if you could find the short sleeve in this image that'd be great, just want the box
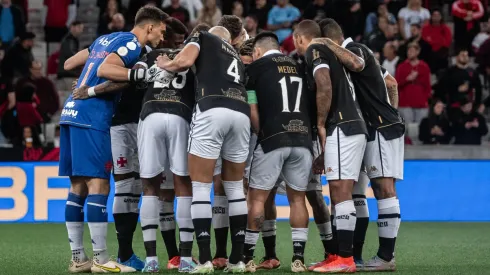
[88,40,96,53]
[398,8,407,19]
[247,90,257,104]
[380,66,389,78]
[345,44,365,60]
[305,45,331,77]
[113,36,142,67]
[185,31,203,52]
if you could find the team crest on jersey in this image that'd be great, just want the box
[154,90,181,102]
[282,119,308,133]
[117,156,128,168]
[221,88,246,102]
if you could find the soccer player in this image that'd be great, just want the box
[157,26,250,273]
[316,19,403,271]
[60,6,168,273]
[294,20,368,273]
[243,31,312,273]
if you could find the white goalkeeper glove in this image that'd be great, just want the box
[129,64,176,84]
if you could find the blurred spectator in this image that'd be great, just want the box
[57,21,84,89]
[97,0,123,18]
[472,17,490,54]
[0,0,26,47]
[97,0,120,36]
[387,0,407,16]
[249,0,272,30]
[163,0,191,26]
[163,0,203,24]
[418,100,451,144]
[281,19,300,55]
[267,0,300,43]
[0,76,16,143]
[451,100,488,145]
[365,3,396,36]
[42,0,76,43]
[15,83,43,134]
[303,0,330,21]
[231,1,245,22]
[398,0,430,40]
[126,0,163,26]
[398,23,431,63]
[476,36,490,77]
[396,43,432,123]
[245,15,261,37]
[452,0,485,55]
[17,61,59,123]
[366,16,396,54]
[421,9,451,73]
[197,0,222,27]
[1,31,34,80]
[382,41,400,76]
[435,48,482,116]
[335,0,363,41]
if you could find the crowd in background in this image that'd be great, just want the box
[0,0,489,153]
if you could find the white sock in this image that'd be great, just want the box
[66,222,88,262]
[316,221,333,241]
[88,222,109,264]
[140,195,159,262]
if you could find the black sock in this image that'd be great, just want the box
[180,240,193,258]
[229,214,247,264]
[244,229,259,262]
[378,237,395,262]
[161,229,179,259]
[262,235,277,259]
[291,228,308,262]
[213,227,228,259]
[353,217,369,260]
[114,212,138,262]
[191,182,213,264]
[330,214,339,255]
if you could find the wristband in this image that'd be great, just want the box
[129,68,146,82]
[87,87,96,97]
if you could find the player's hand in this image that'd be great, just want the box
[317,125,327,153]
[312,152,325,175]
[71,78,78,91]
[72,85,90,100]
[156,54,172,69]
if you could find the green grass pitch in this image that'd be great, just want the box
[0,222,489,274]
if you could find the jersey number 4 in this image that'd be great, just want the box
[279,76,303,113]
[227,59,241,83]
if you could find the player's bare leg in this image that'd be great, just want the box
[221,159,248,272]
[66,177,91,273]
[140,174,162,272]
[112,172,143,270]
[175,173,197,272]
[363,177,398,272]
[188,153,217,273]
[243,187,270,273]
[158,174,179,270]
[212,173,229,269]
[257,188,281,270]
[352,171,370,268]
[286,185,309,273]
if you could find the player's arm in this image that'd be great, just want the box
[97,53,134,81]
[157,43,199,72]
[384,70,399,108]
[310,38,365,72]
[248,90,260,133]
[64,49,89,71]
[314,68,333,134]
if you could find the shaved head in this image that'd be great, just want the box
[209,26,231,43]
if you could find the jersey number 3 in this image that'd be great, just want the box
[279,76,303,113]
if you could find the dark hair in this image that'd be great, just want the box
[189,23,211,37]
[318,18,343,40]
[17,83,36,102]
[246,14,258,24]
[70,20,83,27]
[239,38,254,57]
[455,47,468,55]
[165,18,188,40]
[294,20,321,39]
[135,5,169,26]
[218,15,243,40]
[410,23,421,29]
[20,32,35,41]
[253,31,278,46]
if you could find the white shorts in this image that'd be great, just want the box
[249,144,312,192]
[324,127,367,181]
[111,123,139,175]
[244,133,258,179]
[364,131,404,181]
[188,105,251,163]
[138,113,190,178]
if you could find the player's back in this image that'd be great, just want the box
[60,32,142,132]
[344,39,404,139]
[247,52,312,153]
[140,48,196,122]
[305,44,367,137]
[189,31,249,117]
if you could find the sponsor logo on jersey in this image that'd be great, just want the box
[154,90,181,102]
[98,36,117,46]
[282,120,308,133]
[61,101,78,118]
[221,88,246,102]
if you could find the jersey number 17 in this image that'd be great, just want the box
[279,76,303,113]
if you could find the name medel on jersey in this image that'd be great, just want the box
[247,52,312,153]
[305,44,367,137]
[186,31,249,117]
[139,48,196,122]
[343,39,405,141]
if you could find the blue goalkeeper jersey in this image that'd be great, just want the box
[60,32,142,132]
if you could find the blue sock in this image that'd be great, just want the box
[65,193,88,262]
[87,194,110,264]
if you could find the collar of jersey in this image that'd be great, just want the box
[341,37,353,48]
[263,49,282,57]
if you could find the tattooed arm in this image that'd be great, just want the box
[384,73,399,108]
[310,38,365,72]
[314,68,333,151]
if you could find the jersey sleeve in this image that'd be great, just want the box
[113,35,142,67]
[247,90,257,104]
[345,44,365,61]
[185,31,204,52]
[305,44,331,77]
[245,61,259,91]
[88,40,96,53]
[380,66,390,78]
